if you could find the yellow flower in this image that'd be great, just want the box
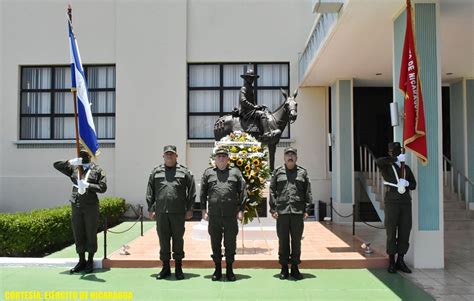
[252,159,260,167]
[252,146,260,152]
[245,164,251,172]
[241,150,247,154]
[230,146,238,153]
[236,159,244,167]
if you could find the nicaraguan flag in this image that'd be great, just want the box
[68,17,100,156]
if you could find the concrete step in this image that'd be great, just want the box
[444,210,472,220]
[444,219,474,231]
[443,202,468,211]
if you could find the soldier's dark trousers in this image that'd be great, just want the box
[156,213,185,261]
[277,214,304,265]
[71,203,99,254]
[384,202,412,255]
[208,215,238,263]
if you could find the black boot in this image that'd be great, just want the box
[225,262,236,282]
[84,252,95,274]
[388,254,397,273]
[70,253,86,274]
[175,260,184,280]
[279,264,289,280]
[290,264,303,280]
[156,260,171,280]
[396,254,412,273]
[212,262,222,281]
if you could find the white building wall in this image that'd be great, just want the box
[0,0,117,212]
[0,0,329,212]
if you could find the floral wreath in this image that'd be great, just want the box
[209,131,271,224]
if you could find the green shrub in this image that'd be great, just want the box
[0,197,127,257]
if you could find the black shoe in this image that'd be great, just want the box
[290,265,303,280]
[83,260,94,274]
[70,260,86,274]
[388,254,397,273]
[156,261,171,280]
[212,264,222,281]
[279,264,289,280]
[396,255,412,273]
[225,263,236,282]
[175,260,184,280]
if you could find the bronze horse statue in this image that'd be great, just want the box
[214,89,298,170]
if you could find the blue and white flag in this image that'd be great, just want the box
[68,14,99,156]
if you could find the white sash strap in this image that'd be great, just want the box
[77,168,92,181]
[383,165,400,187]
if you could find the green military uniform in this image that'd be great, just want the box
[200,166,246,264]
[376,156,416,256]
[54,160,107,254]
[146,163,196,261]
[269,164,312,266]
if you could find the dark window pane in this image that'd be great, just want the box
[53,117,75,139]
[189,91,220,113]
[21,92,51,114]
[20,117,50,139]
[90,91,115,113]
[21,67,52,89]
[189,115,218,138]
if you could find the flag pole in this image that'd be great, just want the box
[68,5,83,179]
[400,0,413,180]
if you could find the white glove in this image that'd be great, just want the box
[75,179,90,195]
[68,158,83,166]
[399,178,409,187]
[397,153,406,163]
[202,210,209,221]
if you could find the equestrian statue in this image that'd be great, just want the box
[214,69,298,170]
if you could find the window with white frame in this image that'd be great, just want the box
[187,63,290,139]
[20,65,116,140]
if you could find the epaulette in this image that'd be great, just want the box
[297,165,307,171]
[204,166,215,173]
[151,164,164,173]
[177,163,189,170]
[274,165,285,174]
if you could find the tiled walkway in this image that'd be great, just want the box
[104,221,387,269]
[334,222,474,301]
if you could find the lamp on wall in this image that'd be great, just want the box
[390,102,402,127]
[327,133,333,147]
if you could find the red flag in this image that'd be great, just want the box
[399,0,428,164]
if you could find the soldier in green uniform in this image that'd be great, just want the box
[54,149,107,274]
[269,147,312,280]
[200,148,246,282]
[376,142,417,274]
[146,145,196,280]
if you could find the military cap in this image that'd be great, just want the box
[388,142,401,151]
[215,148,229,156]
[79,148,89,155]
[284,147,297,154]
[240,69,260,79]
[163,145,177,153]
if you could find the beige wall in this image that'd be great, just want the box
[0,0,330,212]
